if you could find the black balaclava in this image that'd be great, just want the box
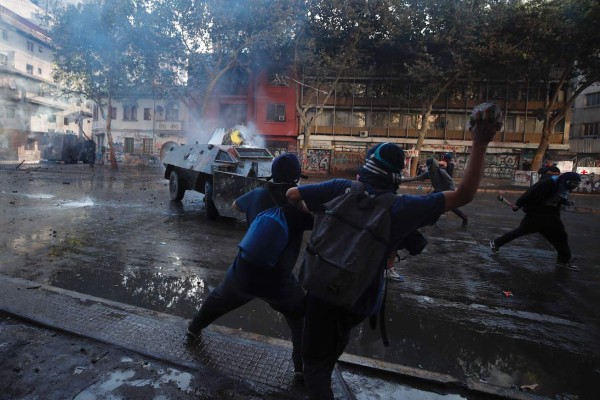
[358,143,405,192]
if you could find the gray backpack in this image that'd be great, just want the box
[300,181,396,309]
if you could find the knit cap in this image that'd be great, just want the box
[366,142,405,173]
[271,153,301,184]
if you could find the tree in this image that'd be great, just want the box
[292,0,399,156]
[495,0,600,170]
[49,0,147,169]
[144,0,298,131]
[385,0,506,176]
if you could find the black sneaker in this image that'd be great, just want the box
[186,327,201,341]
[556,261,579,272]
[462,217,469,227]
[489,240,499,254]
[293,371,305,382]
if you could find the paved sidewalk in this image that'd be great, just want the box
[0,274,547,399]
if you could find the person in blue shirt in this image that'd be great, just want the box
[286,105,502,400]
[187,153,313,381]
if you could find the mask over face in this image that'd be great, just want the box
[555,172,581,199]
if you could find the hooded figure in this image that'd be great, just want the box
[358,142,405,192]
[187,152,314,381]
[403,157,468,226]
[490,172,581,271]
[441,152,455,177]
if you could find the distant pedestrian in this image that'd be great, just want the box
[490,172,581,271]
[403,158,469,227]
[100,145,106,165]
[186,153,313,381]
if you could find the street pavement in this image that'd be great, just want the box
[0,163,598,399]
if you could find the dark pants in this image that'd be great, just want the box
[494,213,571,263]
[450,207,468,221]
[302,295,364,400]
[188,262,305,371]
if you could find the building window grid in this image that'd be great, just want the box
[583,122,599,136]
[267,104,286,122]
[27,41,33,52]
[124,138,134,154]
[123,105,137,121]
[142,138,153,154]
[585,92,600,107]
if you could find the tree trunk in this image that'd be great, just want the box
[106,97,118,169]
[531,122,556,170]
[409,108,432,177]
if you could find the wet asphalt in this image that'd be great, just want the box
[0,162,599,399]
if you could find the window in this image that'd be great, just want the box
[47,115,56,123]
[123,105,137,121]
[583,122,599,136]
[370,112,388,127]
[586,92,600,107]
[333,111,350,126]
[142,138,153,154]
[0,53,7,66]
[1,29,7,40]
[110,107,117,120]
[38,46,42,53]
[390,113,410,128]
[27,41,34,52]
[143,108,151,120]
[446,114,466,131]
[26,64,33,74]
[165,103,179,121]
[351,111,366,127]
[266,104,286,122]
[504,116,516,132]
[124,138,134,154]
[314,110,332,126]
[38,68,42,75]
[64,117,68,125]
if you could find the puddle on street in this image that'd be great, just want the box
[47,263,594,398]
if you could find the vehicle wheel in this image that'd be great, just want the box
[204,180,219,219]
[169,170,186,201]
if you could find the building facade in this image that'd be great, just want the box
[570,83,600,172]
[91,97,189,165]
[0,0,91,163]
[297,77,571,179]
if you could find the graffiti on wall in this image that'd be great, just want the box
[332,146,365,176]
[512,170,535,187]
[482,153,520,179]
[575,174,599,194]
[304,148,331,175]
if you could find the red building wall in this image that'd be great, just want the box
[202,69,299,153]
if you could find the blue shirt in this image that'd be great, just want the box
[298,179,445,315]
[233,187,314,291]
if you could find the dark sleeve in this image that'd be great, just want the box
[402,172,429,182]
[438,169,455,190]
[516,180,553,207]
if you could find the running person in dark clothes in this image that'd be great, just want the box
[187,153,313,380]
[403,157,469,227]
[490,172,581,271]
